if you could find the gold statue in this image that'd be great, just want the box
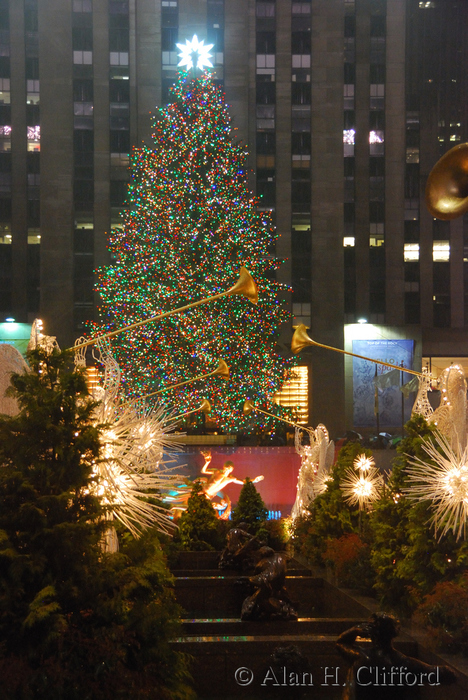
[200,449,264,500]
[170,450,264,519]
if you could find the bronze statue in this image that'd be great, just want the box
[240,546,298,621]
[336,612,457,699]
[218,522,262,571]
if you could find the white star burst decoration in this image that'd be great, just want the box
[353,454,375,473]
[75,338,185,543]
[405,432,468,541]
[176,34,214,71]
[341,466,383,511]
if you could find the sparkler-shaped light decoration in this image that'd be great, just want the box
[353,453,375,473]
[405,431,468,541]
[176,35,214,70]
[81,339,185,541]
[341,462,383,511]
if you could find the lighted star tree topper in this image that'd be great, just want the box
[92,71,294,431]
[176,34,214,71]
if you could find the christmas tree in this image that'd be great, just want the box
[93,71,293,431]
[232,477,268,532]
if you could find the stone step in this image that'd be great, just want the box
[172,633,418,699]
[173,566,311,577]
[174,575,372,619]
[170,550,299,571]
[181,617,367,637]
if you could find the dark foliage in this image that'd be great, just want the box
[0,349,194,699]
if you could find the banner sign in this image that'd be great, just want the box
[352,339,415,428]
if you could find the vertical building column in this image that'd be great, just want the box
[224,0,254,155]
[310,0,345,436]
[10,3,28,321]
[385,0,405,325]
[275,1,291,328]
[93,6,110,275]
[38,1,74,345]
[134,0,161,145]
[450,216,464,328]
[354,0,370,318]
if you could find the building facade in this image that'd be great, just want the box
[0,0,467,437]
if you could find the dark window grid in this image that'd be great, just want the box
[433,296,450,328]
[162,8,178,29]
[74,116,93,130]
[256,31,275,54]
[109,79,129,102]
[74,180,94,204]
[25,57,38,79]
[109,27,129,52]
[405,292,420,325]
[110,130,130,153]
[433,262,450,295]
[291,82,310,105]
[74,151,94,168]
[256,131,275,154]
[207,27,224,52]
[257,81,276,104]
[27,199,39,226]
[74,78,93,102]
[0,56,10,78]
[72,26,93,51]
[74,130,94,151]
[370,63,385,83]
[344,15,355,38]
[291,15,311,32]
[291,180,311,205]
[291,31,311,54]
[404,262,419,283]
[110,180,128,207]
[370,110,385,130]
[0,5,8,32]
[74,228,94,254]
[370,15,386,37]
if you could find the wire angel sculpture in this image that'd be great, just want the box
[74,337,185,547]
[291,423,335,520]
[412,364,467,452]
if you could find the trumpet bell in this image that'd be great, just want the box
[426,143,468,220]
[291,324,315,355]
[200,399,211,414]
[227,266,258,305]
[243,399,254,416]
[213,358,230,379]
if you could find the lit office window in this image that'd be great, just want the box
[404,243,420,262]
[273,366,309,426]
[433,241,450,262]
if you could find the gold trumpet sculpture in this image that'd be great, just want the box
[426,143,468,220]
[171,399,212,421]
[73,266,258,351]
[243,399,306,430]
[142,359,229,399]
[291,324,423,377]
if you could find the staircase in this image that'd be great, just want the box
[169,551,423,699]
